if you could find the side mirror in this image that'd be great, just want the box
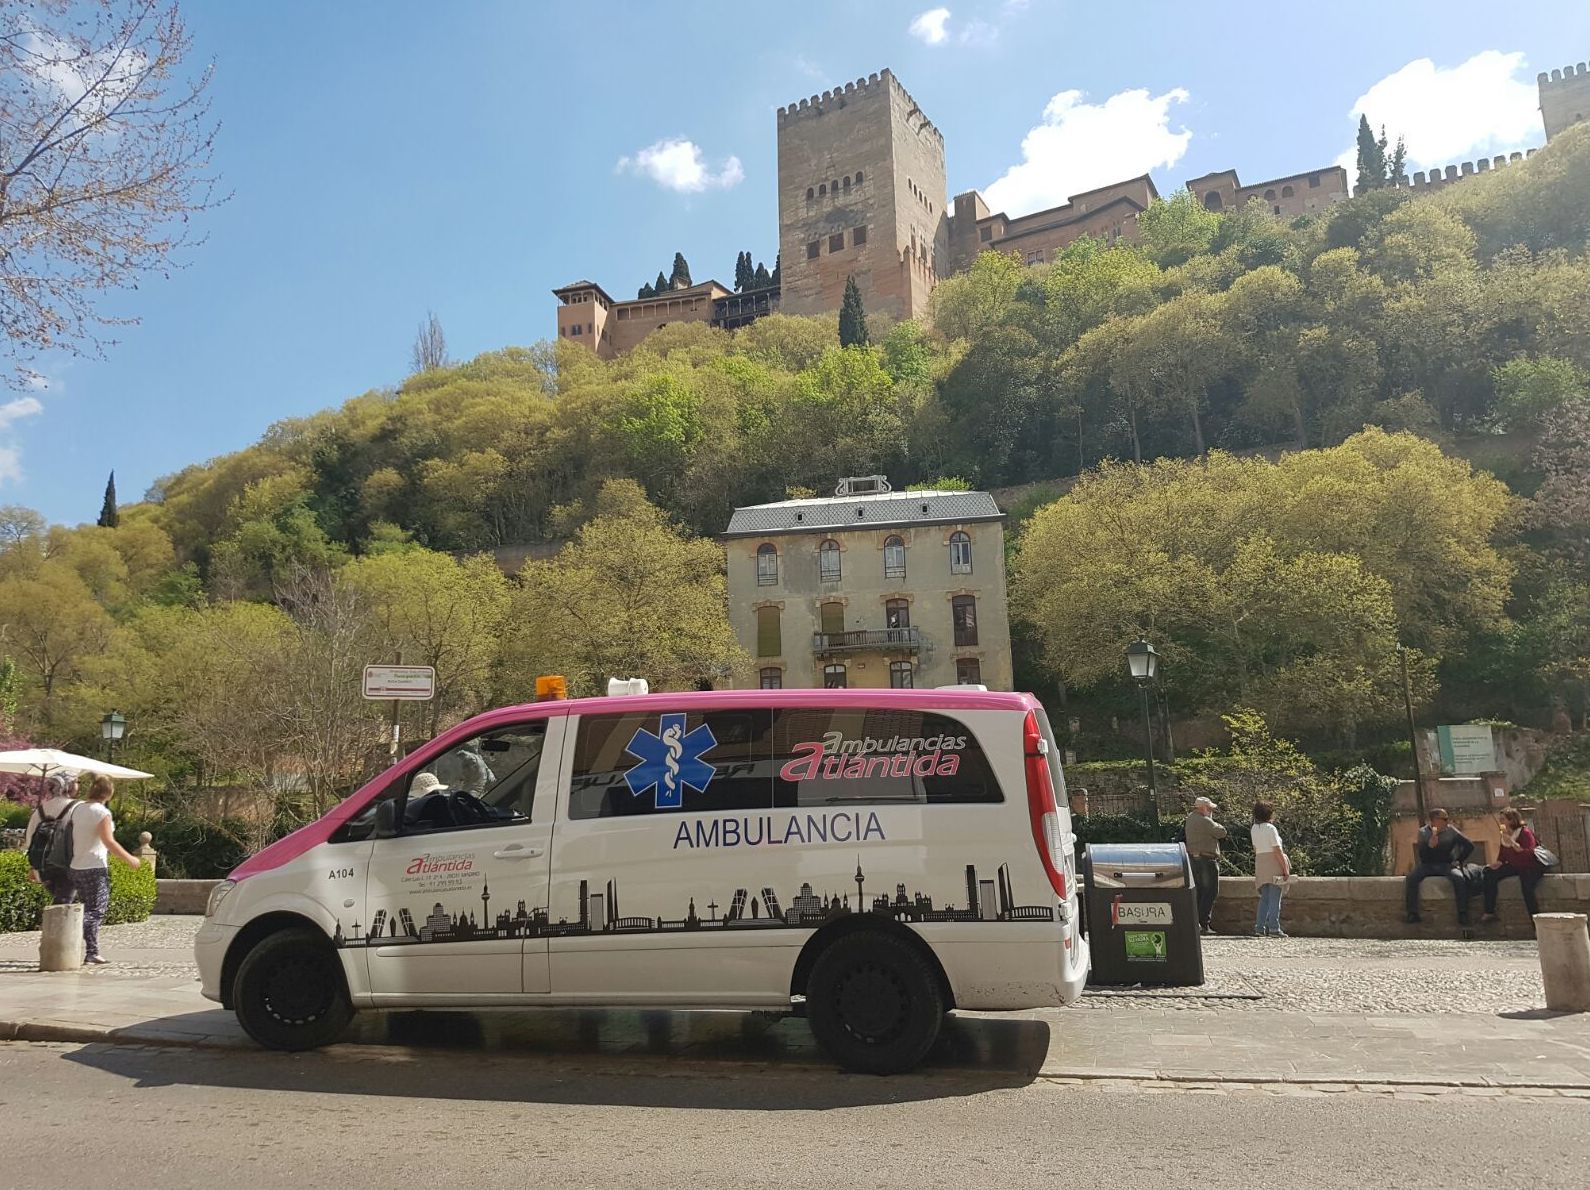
[375,799,398,839]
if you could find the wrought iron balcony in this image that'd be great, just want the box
[813,627,922,654]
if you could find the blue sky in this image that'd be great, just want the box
[7,0,1588,524]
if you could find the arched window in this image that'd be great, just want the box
[949,531,972,575]
[830,179,838,194]
[755,606,782,658]
[756,542,778,586]
[1263,188,1276,200]
[885,598,910,630]
[1203,190,1224,211]
[855,170,863,184]
[823,664,848,689]
[889,661,914,689]
[883,534,906,580]
[1281,184,1294,197]
[842,175,851,191]
[806,187,814,200]
[759,667,783,690]
[819,183,826,196]
[819,539,841,582]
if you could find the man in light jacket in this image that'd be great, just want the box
[1184,796,1228,935]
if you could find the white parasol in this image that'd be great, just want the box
[0,748,153,780]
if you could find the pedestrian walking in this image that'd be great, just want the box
[64,775,143,965]
[1404,808,1475,925]
[1251,801,1290,938]
[1480,809,1546,924]
[21,773,81,904]
[1184,796,1227,935]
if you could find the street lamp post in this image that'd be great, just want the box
[1126,639,1161,825]
[100,710,126,766]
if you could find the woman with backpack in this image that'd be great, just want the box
[24,773,142,964]
[21,773,81,904]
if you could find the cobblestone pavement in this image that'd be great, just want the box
[0,917,1551,1010]
[1079,934,1546,1014]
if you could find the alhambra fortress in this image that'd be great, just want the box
[555,60,1590,357]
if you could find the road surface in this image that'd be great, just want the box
[2,1041,1585,1189]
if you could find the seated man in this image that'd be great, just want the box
[1404,808,1475,925]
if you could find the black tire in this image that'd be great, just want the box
[806,931,944,1074]
[233,926,353,1051]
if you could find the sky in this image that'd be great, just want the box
[6,0,1589,524]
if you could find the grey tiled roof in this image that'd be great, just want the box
[723,489,1003,537]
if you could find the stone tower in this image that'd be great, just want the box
[1539,61,1590,142]
[776,69,948,324]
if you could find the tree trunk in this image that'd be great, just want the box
[1188,394,1207,458]
[1128,402,1143,464]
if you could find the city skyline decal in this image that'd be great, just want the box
[331,858,1054,948]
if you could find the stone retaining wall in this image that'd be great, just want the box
[1208,874,1590,939]
[154,879,220,915]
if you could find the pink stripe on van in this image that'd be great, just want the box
[228,688,1039,880]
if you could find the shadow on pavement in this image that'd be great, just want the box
[63,1007,1049,1108]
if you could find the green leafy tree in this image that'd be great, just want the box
[1136,191,1220,268]
[734,251,752,292]
[838,276,869,348]
[508,482,744,696]
[98,472,119,528]
[752,261,772,289]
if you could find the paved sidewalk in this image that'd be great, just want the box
[3,917,1589,1088]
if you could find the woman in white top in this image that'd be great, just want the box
[1250,800,1291,938]
[25,774,142,963]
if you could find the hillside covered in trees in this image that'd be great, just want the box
[2,125,1588,808]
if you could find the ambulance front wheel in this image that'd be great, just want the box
[806,930,944,1074]
[233,926,353,1051]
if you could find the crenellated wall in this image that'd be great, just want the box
[1393,149,1536,192]
[1539,61,1590,141]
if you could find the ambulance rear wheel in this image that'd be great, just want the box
[806,931,944,1074]
[234,926,353,1051]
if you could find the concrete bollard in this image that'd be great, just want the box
[39,903,85,972]
[1537,913,1590,1012]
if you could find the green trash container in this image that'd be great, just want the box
[1083,843,1205,986]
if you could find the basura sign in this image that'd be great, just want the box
[1111,898,1173,927]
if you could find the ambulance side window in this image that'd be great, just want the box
[770,708,1002,807]
[568,710,771,819]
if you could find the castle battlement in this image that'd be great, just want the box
[1395,149,1536,191]
[777,68,943,143]
[1538,62,1589,85]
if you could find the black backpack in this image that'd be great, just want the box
[26,801,78,875]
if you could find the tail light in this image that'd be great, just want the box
[1024,711,1068,901]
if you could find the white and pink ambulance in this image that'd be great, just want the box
[196,687,1087,1072]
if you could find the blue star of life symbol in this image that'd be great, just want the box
[623,713,718,809]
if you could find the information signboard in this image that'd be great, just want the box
[362,665,436,701]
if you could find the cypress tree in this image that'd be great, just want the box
[770,253,781,289]
[838,276,869,348]
[1387,134,1409,187]
[97,471,118,529]
[654,270,669,294]
[1355,114,1387,193]
[670,252,692,289]
[734,251,752,292]
[638,283,655,299]
[752,262,772,289]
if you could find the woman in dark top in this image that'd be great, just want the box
[1481,808,1545,922]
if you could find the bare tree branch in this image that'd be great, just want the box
[409,310,447,374]
[0,0,224,388]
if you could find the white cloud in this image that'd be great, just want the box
[617,138,744,193]
[0,398,42,487]
[909,8,952,46]
[0,397,44,430]
[983,88,1193,216]
[1337,51,1542,174]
